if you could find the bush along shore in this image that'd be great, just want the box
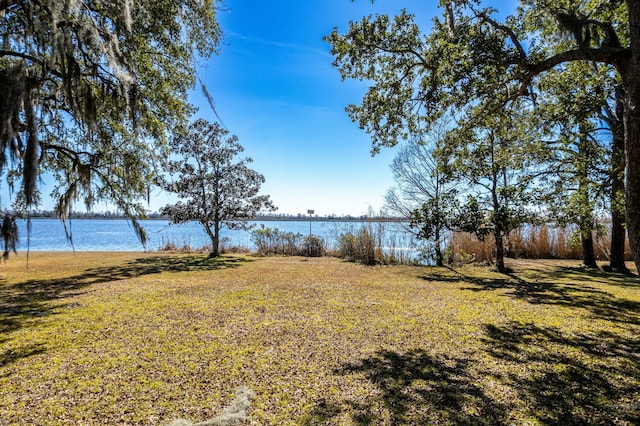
[156,222,634,268]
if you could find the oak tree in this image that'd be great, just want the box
[160,119,275,257]
[445,107,543,272]
[0,0,221,243]
[535,62,612,268]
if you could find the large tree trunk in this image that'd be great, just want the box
[610,207,628,271]
[434,228,443,267]
[576,129,598,269]
[211,222,220,258]
[624,0,640,274]
[581,229,598,269]
[203,222,220,258]
[495,232,506,273]
[624,104,640,274]
[609,85,629,273]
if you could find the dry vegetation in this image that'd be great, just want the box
[1,252,639,425]
[449,225,634,264]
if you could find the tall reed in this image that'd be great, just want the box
[447,223,632,264]
[336,221,420,265]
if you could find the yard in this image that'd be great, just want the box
[1,252,639,425]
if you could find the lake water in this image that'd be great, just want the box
[12,219,419,253]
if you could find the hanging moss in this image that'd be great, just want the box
[0,213,19,260]
[1,0,221,245]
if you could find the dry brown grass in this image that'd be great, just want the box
[449,225,633,264]
[1,252,639,425]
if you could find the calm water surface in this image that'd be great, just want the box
[14,219,417,252]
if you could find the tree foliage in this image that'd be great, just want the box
[0,0,221,244]
[410,193,458,267]
[327,0,640,272]
[160,119,275,257]
[530,61,613,267]
[450,107,545,271]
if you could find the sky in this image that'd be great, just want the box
[3,0,517,217]
[178,0,433,217]
[165,0,513,217]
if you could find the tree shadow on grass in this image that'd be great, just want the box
[306,349,509,425]
[308,322,640,425]
[311,266,640,424]
[421,266,640,326]
[0,254,250,366]
[550,264,639,287]
[0,343,46,371]
[83,254,250,280]
[482,321,640,425]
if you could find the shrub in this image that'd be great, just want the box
[158,237,211,253]
[338,228,377,265]
[303,234,325,257]
[337,233,357,260]
[251,227,326,257]
[252,227,299,255]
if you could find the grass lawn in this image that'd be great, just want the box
[1,252,639,425]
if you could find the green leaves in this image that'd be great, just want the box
[410,192,459,240]
[326,3,543,158]
[328,1,636,270]
[160,119,276,257]
[0,0,221,225]
[326,10,435,152]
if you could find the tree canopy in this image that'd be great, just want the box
[160,119,275,257]
[327,0,640,272]
[0,0,221,243]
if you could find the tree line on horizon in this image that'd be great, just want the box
[17,211,405,221]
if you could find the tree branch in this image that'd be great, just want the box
[41,142,96,161]
[466,6,628,101]
[517,47,629,98]
[474,8,528,69]
[0,49,46,65]
[530,47,627,74]
[368,42,434,71]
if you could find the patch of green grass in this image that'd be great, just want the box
[1,253,639,425]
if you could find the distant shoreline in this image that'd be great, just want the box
[19,214,409,223]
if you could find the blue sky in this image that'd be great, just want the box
[174,0,505,217]
[185,0,520,217]
[4,1,518,217]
